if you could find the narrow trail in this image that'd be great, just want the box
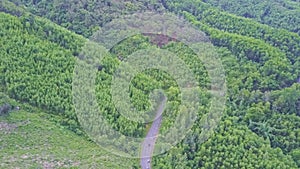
[140,97,167,169]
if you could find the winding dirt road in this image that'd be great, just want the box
[140,97,167,169]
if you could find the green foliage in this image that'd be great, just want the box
[183,13,296,90]
[165,0,300,64]
[291,148,300,166]
[0,93,136,168]
[0,12,80,133]
[153,117,298,168]
[7,0,165,37]
[202,0,300,35]
[0,0,299,168]
[95,34,210,137]
[0,103,12,116]
[270,83,300,115]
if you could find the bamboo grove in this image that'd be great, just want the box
[0,0,299,168]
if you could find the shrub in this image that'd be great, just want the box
[0,103,12,116]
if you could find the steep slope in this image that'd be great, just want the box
[7,0,165,37]
[202,0,300,35]
[0,92,136,168]
[0,1,299,168]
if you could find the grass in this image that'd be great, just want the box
[0,94,138,169]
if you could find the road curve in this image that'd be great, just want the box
[140,97,167,169]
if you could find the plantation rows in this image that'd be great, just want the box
[202,0,300,35]
[0,1,299,168]
[164,0,300,63]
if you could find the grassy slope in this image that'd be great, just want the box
[0,93,136,169]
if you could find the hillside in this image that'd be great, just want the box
[0,92,136,168]
[202,0,300,35]
[0,0,299,168]
[7,0,165,37]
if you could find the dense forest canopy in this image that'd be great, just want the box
[0,0,299,168]
[202,0,300,35]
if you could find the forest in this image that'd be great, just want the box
[0,0,299,168]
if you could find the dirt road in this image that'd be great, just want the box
[140,97,167,169]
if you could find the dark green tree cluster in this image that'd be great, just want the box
[153,117,298,168]
[202,0,300,35]
[151,1,300,168]
[7,0,165,37]
[164,0,300,71]
[182,13,295,91]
